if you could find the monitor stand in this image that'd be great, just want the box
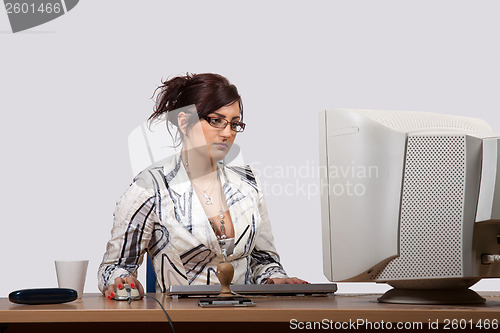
[377,287,486,304]
[377,279,485,304]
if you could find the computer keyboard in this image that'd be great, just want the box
[167,283,337,297]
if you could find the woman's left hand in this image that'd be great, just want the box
[266,277,309,284]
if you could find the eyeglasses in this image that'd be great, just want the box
[202,116,246,132]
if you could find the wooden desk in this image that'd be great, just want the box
[1,293,500,332]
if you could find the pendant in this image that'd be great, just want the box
[209,220,217,234]
[203,192,213,205]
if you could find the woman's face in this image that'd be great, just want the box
[182,102,241,163]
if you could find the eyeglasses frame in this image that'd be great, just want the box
[202,116,246,133]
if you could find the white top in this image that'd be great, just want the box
[220,238,235,257]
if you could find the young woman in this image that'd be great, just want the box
[98,73,306,299]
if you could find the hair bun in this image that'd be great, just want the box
[163,74,192,108]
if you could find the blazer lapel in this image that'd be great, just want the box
[220,165,256,259]
[162,154,220,253]
[162,155,257,259]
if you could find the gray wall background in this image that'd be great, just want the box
[1,0,500,297]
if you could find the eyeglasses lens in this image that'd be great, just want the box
[206,117,245,132]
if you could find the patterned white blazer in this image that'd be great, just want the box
[98,153,288,292]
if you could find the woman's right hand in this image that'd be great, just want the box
[104,276,145,300]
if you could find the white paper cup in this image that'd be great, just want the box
[55,260,89,298]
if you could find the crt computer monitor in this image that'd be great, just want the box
[319,108,500,304]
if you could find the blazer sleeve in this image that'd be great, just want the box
[97,173,158,293]
[249,171,289,283]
